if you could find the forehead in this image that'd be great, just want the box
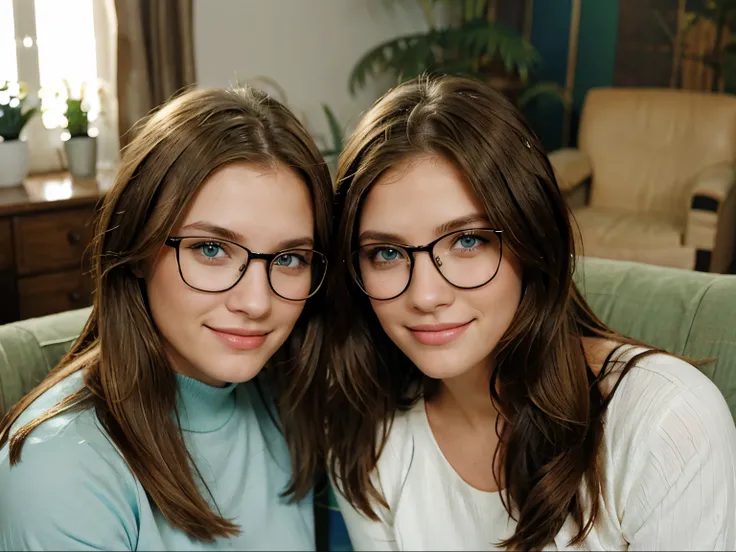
[180,162,314,241]
[359,154,486,238]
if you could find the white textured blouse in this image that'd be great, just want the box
[334,346,736,551]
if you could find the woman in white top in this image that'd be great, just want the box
[324,75,736,551]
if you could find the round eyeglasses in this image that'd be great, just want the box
[165,236,328,301]
[352,228,503,301]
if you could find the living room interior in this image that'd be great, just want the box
[0,0,735,549]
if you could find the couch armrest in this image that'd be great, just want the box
[689,163,736,210]
[548,148,593,193]
[684,163,736,272]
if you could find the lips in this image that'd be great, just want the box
[407,321,472,346]
[207,326,269,337]
[206,326,271,351]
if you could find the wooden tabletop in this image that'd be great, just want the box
[0,169,116,216]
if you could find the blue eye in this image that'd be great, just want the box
[274,253,304,268]
[458,236,478,249]
[377,248,400,261]
[201,243,223,257]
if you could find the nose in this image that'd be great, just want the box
[224,259,273,319]
[406,252,454,313]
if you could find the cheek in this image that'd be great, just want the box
[275,301,308,330]
[473,257,523,321]
[369,299,405,335]
[146,252,213,328]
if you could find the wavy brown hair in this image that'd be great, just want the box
[325,75,660,550]
[0,87,332,541]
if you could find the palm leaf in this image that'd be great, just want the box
[349,12,541,95]
[348,32,437,95]
[321,104,344,154]
[517,82,567,108]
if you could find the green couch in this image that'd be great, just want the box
[1,257,735,552]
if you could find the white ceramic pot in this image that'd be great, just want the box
[64,136,97,178]
[0,139,29,188]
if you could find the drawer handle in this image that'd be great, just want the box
[68,291,83,303]
[67,230,82,245]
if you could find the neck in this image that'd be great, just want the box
[431,358,498,430]
[174,372,237,433]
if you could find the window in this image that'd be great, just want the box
[3,0,118,174]
[0,0,17,84]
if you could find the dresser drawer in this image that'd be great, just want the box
[17,269,93,320]
[0,218,11,270]
[13,208,96,275]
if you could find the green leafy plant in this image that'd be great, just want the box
[65,98,89,138]
[40,79,104,138]
[319,104,344,159]
[317,104,345,173]
[349,0,564,107]
[64,80,94,138]
[0,81,38,141]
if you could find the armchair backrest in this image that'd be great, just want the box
[578,88,736,221]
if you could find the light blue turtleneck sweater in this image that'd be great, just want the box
[0,370,314,550]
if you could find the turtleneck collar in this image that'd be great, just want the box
[174,372,237,433]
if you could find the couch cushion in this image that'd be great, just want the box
[573,207,696,269]
[0,307,91,414]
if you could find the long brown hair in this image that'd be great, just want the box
[0,87,333,541]
[325,75,658,550]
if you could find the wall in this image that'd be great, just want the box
[527,0,619,150]
[194,0,428,152]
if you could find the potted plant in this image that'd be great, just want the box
[0,81,38,187]
[62,80,99,178]
[348,0,564,108]
[40,80,102,178]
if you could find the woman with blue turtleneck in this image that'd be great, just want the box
[0,86,332,550]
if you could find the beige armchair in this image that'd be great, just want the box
[550,88,736,273]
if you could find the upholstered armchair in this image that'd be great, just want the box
[550,88,736,273]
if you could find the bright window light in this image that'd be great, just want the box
[35,0,100,130]
[0,0,18,85]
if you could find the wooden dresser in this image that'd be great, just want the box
[0,171,114,324]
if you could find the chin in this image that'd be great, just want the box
[214,354,271,384]
[195,363,260,386]
[403,349,477,381]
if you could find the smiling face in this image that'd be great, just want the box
[357,154,523,381]
[144,162,317,386]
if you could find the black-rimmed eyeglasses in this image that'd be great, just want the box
[352,228,503,301]
[165,236,327,301]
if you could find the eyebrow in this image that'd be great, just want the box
[178,221,314,250]
[359,214,490,243]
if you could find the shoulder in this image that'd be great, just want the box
[602,344,736,489]
[600,346,736,547]
[603,344,732,432]
[0,373,140,550]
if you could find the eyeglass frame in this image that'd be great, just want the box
[351,228,504,301]
[165,236,328,301]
